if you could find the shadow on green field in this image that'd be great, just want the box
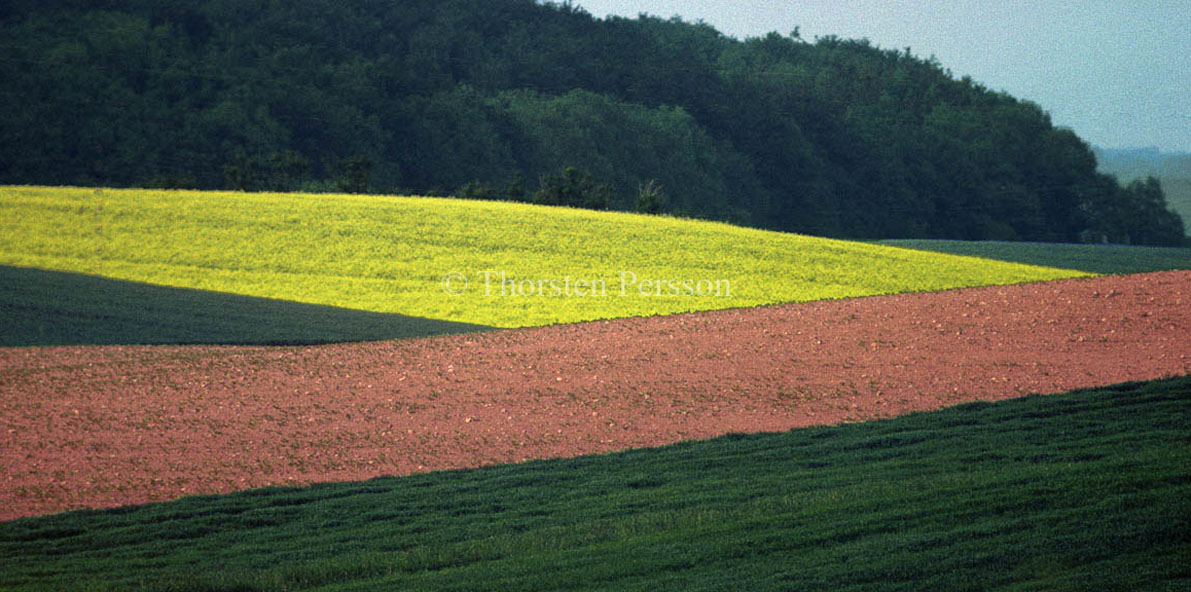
[0,266,490,346]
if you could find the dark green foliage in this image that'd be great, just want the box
[335,156,373,194]
[504,172,526,202]
[0,0,1184,243]
[223,150,312,192]
[1116,178,1187,246]
[146,173,199,190]
[0,266,490,346]
[267,150,312,192]
[223,151,264,192]
[533,167,611,210]
[635,179,667,215]
[879,240,1191,274]
[2,376,1189,590]
[457,181,500,202]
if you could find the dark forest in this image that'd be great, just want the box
[2,0,1184,244]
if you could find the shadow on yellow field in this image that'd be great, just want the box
[0,265,490,347]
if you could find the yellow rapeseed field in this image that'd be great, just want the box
[0,186,1089,327]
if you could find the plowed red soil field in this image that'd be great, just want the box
[2,271,1189,521]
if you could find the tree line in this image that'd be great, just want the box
[1,0,1184,244]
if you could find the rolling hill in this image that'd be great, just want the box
[0,186,1086,338]
[2,376,1187,590]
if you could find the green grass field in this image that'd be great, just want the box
[1,186,1085,334]
[1,376,1187,591]
[880,239,1191,275]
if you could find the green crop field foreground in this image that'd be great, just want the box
[1,377,1188,590]
[1,186,1085,343]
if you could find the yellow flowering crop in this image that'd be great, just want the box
[0,186,1088,328]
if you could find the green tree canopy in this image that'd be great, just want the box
[1,0,1184,244]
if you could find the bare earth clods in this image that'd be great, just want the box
[1,271,1189,521]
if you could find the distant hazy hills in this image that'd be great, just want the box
[1095,147,1191,234]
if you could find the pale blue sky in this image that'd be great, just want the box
[573,0,1191,153]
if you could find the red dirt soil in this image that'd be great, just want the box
[2,271,1189,521]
